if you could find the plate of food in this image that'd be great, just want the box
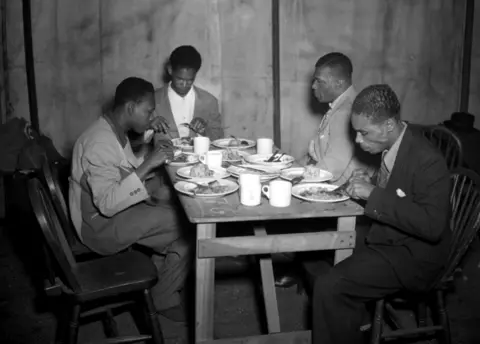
[244,153,294,168]
[281,166,333,183]
[226,164,280,182]
[292,183,349,203]
[219,149,250,162]
[176,164,230,181]
[168,152,199,166]
[212,137,255,150]
[174,179,239,198]
[172,137,194,151]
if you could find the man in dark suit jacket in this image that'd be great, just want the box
[312,84,452,344]
[153,45,223,142]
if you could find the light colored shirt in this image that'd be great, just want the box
[317,85,355,138]
[69,117,149,239]
[379,122,408,185]
[168,83,196,137]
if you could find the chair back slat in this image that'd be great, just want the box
[423,126,463,170]
[28,178,81,291]
[439,168,480,284]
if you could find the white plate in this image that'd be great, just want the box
[292,183,349,203]
[212,138,256,150]
[244,153,294,169]
[176,166,230,182]
[172,137,194,151]
[280,167,333,183]
[168,152,199,167]
[174,179,239,198]
[226,164,280,182]
[216,149,250,163]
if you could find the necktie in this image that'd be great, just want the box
[376,159,389,188]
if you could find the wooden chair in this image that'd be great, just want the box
[370,168,480,344]
[28,177,164,344]
[423,125,464,170]
[39,153,98,259]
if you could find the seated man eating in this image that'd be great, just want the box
[153,45,223,143]
[69,77,190,322]
[312,84,452,344]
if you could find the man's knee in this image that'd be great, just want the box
[314,270,344,299]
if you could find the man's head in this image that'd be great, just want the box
[167,45,202,97]
[113,77,155,133]
[350,84,402,154]
[312,52,353,103]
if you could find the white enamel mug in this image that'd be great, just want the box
[261,180,292,207]
[194,136,210,155]
[256,138,273,155]
[239,174,262,206]
[199,150,223,168]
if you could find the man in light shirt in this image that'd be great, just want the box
[153,45,223,142]
[69,77,190,322]
[308,52,376,184]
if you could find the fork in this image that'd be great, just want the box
[180,123,203,136]
[330,180,349,194]
[266,149,281,162]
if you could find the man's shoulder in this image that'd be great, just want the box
[194,86,218,103]
[154,85,168,100]
[404,127,448,169]
[74,118,116,152]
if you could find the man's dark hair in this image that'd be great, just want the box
[113,77,154,109]
[315,52,353,80]
[169,45,202,71]
[351,84,401,122]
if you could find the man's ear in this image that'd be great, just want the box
[167,64,172,76]
[126,101,135,116]
[386,118,395,132]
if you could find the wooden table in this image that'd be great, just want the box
[165,163,364,344]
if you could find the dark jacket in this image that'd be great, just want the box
[365,126,452,292]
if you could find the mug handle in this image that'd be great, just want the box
[199,154,207,164]
[261,185,270,199]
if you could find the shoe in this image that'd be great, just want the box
[158,303,187,323]
[274,274,299,288]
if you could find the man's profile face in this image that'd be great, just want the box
[129,93,156,134]
[169,67,197,96]
[351,113,390,154]
[312,66,338,103]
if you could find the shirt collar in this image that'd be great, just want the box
[168,82,195,100]
[329,85,353,109]
[382,122,407,172]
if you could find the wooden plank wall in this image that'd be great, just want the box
[469,2,480,127]
[3,0,468,159]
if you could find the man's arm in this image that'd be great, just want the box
[82,141,149,217]
[365,156,450,243]
[315,107,356,179]
[203,97,224,140]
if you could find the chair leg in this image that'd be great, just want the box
[436,290,451,344]
[102,309,119,338]
[417,301,427,327]
[143,289,164,344]
[66,304,81,344]
[370,299,384,344]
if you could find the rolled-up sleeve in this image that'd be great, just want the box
[82,141,149,217]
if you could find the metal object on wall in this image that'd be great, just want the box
[460,0,475,112]
[272,0,281,148]
[22,0,39,132]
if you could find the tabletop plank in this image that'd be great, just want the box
[165,164,364,224]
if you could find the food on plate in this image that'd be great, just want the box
[222,149,242,161]
[299,186,345,200]
[192,181,230,195]
[177,137,193,145]
[172,153,196,163]
[303,166,323,179]
[228,138,249,147]
[189,164,214,177]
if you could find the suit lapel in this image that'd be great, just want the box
[383,127,414,190]
[155,86,180,138]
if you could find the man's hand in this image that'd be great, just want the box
[346,177,375,200]
[350,169,372,183]
[146,141,174,168]
[190,118,207,135]
[149,116,170,134]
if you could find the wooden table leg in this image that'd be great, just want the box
[334,216,356,264]
[196,223,216,343]
[254,225,281,333]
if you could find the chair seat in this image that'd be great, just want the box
[73,251,158,302]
